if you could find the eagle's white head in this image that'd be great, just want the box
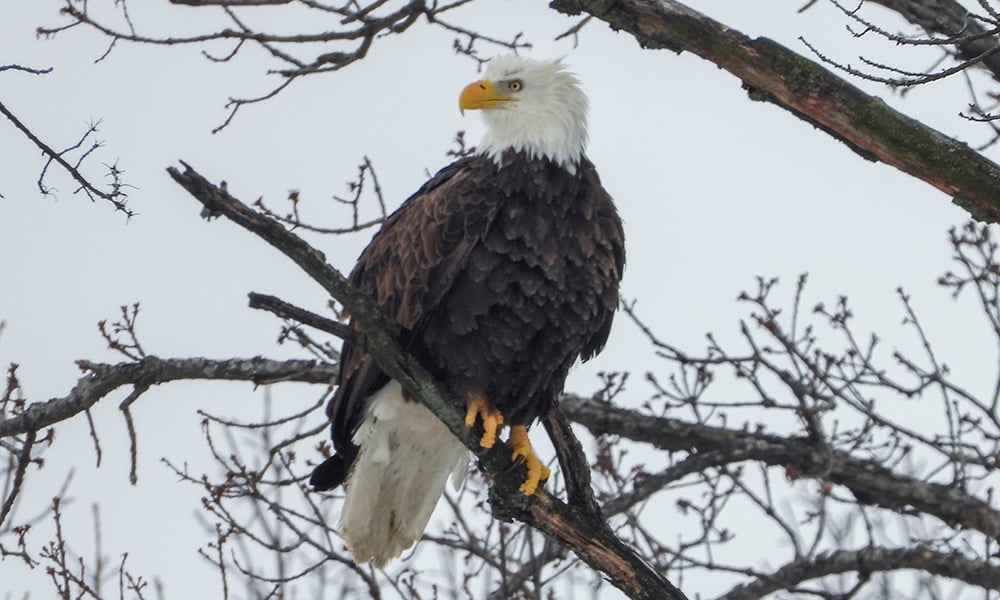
[459,55,588,172]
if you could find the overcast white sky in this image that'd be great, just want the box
[2,1,996,598]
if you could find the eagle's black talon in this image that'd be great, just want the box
[504,454,526,473]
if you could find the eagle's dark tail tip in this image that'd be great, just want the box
[309,454,349,491]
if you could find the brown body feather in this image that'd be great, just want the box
[310,150,624,491]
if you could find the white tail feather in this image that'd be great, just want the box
[339,381,469,567]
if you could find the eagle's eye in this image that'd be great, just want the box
[506,79,523,92]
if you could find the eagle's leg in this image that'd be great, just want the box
[508,425,550,495]
[464,392,504,448]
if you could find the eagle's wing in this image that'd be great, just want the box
[310,157,502,490]
[579,162,626,362]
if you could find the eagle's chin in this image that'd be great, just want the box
[338,381,469,567]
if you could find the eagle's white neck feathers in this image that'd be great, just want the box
[476,56,588,172]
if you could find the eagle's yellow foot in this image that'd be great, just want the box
[464,392,504,448]
[508,425,550,495]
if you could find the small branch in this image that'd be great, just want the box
[254,155,391,235]
[0,64,54,75]
[247,292,355,340]
[865,0,1000,85]
[83,408,102,467]
[98,303,147,361]
[0,357,336,438]
[119,384,149,485]
[0,100,132,215]
[554,16,592,47]
[0,430,36,529]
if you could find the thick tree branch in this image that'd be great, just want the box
[561,394,1000,540]
[0,356,335,438]
[247,292,354,340]
[551,0,1000,223]
[166,162,689,600]
[0,430,35,529]
[870,0,1000,84]
[717,545,1000,599]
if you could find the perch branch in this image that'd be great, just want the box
[166,161,689,600]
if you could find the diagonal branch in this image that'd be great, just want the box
[0,99,132,215]
[550,0,1000,223]
[165,161,689,600]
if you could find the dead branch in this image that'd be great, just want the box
[248,292,354,341]
[0,100,133,215]
[0,430,35,530]
[41,0,528,130]
[718,545,1000,599]
[254,156,388,235]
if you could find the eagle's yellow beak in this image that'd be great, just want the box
[459,79,515,114]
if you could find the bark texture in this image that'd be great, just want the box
[551,0,1000,222]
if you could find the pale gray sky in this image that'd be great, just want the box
[1,1,994,598]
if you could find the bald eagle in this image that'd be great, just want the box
[310,55,625,567]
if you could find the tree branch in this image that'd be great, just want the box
[717,545,1000,599]
[0,430,35,529]
[550,0,1000,223]
[247,292,354,340]
[561,394,1000,540]
[0,99,132,215]
[165,161,689,600]
[0,356,335,438]
[869,0,1000,85]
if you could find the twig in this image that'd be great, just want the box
[0,430,36,529]
[0,100,132,215]
[248,293,355,340]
